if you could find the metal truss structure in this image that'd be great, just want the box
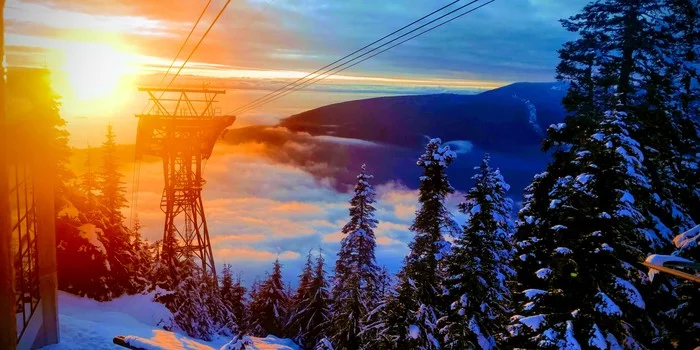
[135,87,235,283]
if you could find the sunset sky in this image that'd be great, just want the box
[8,0,589,283]
[5,0,587,144]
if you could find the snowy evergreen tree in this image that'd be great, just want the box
[309,252,332,342]
[556,0,699,244]
[155,258,235,340]
[248,259,289,338]
[220,265,237,309]
[95,125,144,295]
[329,164,381,349]
[534,2,700,347]
[99,124,128,224]
[362,266,394,349]
[289,250,331,348]
[510,108,668,348]
[54,222,113,300]
[288,251,314,341]
[377,266,393,299]
[438,154,515,349]
[657,0,700,227]
[246,279,264,337]
[378,138,457,349]
[129,216,152,292]
[221,265,248,333]
[289,252,314,343]
[81,144,99,204]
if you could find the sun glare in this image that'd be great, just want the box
[61,42,134,101]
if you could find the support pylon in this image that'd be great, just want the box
[135,87,235,283]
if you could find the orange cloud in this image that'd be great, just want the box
[209,234,267,245]
[376,236,403,246]
[215,247,300,262]
[269,201,324,216]
[322,232,344,243]
[393,204,416,221]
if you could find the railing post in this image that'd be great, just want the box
[33,152,59,347]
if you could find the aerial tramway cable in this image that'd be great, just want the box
[228,0,467,115]
[158,0,214,87]
[234,0,494,115]
[164,0,233,90]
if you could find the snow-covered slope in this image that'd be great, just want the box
[41,292,299,350]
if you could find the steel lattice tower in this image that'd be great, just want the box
[135,87,235,282]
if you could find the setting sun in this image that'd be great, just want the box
[61,42,134,100]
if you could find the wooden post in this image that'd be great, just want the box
[0,0,19,348]
[33,153,60,347]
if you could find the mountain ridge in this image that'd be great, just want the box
[279,81,567,152]
[223,82,568,196]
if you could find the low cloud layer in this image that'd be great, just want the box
[125,141,466,286]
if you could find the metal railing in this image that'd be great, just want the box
[9,153,40,342]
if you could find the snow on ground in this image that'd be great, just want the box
[41,291,299,350]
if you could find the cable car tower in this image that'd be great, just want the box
[135,87,235,282]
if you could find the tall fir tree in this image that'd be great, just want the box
[100,124,128,224]
[221,265,248,333]
[510,107,668,348]
[248,259,289,338]
[376,266,393,299]
[378,138,457,349]
[246,279,264,336]
[129,216,151,292]
[520,1,700,347]
[220,264,237,312]
[555,0,699,244]
[438,154,515,349]
[330,164,381,349]
[661,0,700,225]
[288,251,315,342]
[97,125,142,295]
[81,144,99,205]
[289,250,331,348]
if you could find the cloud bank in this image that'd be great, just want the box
[124,141,466,286]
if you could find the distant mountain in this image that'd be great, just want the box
[224,82,568,199]
[280,82,567,152]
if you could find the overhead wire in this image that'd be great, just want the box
[139,0,213,115]
[233,0,494,115]
[158,0,214,88]
[130,0,229,228]
[163,0,233,90]
[227,0,466,115]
